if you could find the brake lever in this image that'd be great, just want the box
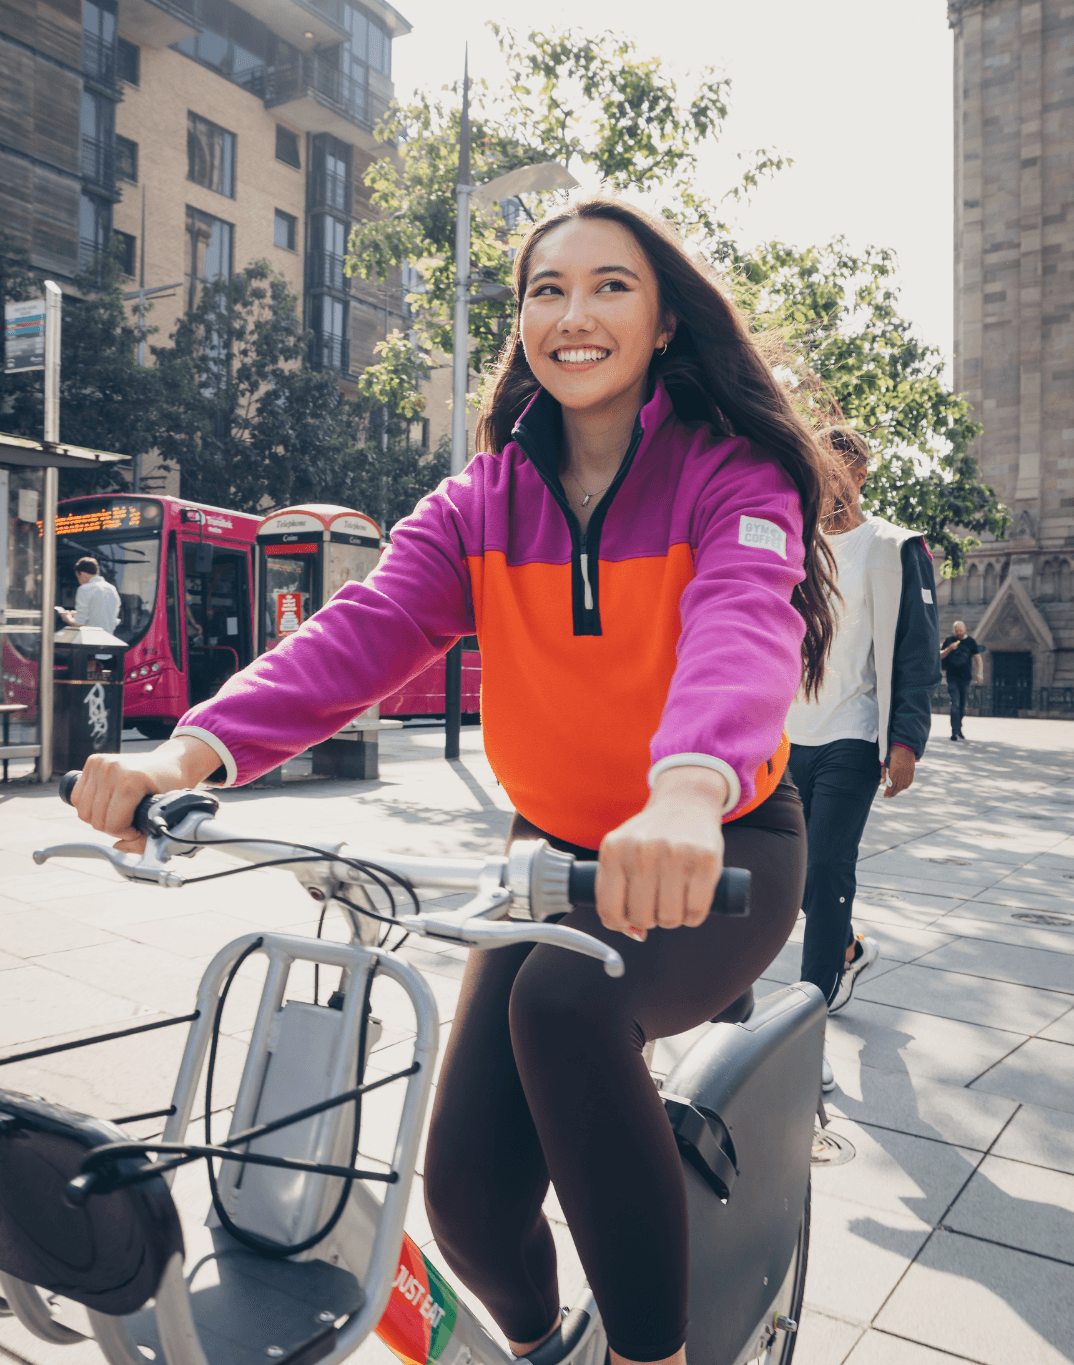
[399,895,626,978]
[33,838,185,888]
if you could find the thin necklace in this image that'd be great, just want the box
[566,467,611,508]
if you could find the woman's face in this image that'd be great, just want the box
[519,217,673,416]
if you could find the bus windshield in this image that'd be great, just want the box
[56,535,161,646]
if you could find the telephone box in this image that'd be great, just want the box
[257,504,382,653]
[256,504,387,781]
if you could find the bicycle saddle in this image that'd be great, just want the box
[0,1090,183,1315]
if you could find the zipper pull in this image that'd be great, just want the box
[579,552,594,611]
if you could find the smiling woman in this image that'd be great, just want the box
[70,197,833,1365]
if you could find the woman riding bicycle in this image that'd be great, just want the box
[73,199,834,1365]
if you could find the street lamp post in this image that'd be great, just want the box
[443,51,578,760]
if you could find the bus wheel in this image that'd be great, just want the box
[133,718,176,741]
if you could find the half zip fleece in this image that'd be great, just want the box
[512,392,645,636]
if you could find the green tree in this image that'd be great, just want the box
[347,25,780,373]
[734,239,1009,572]
[152,261,358,510]
[152,264,448,524]
[0,239,153,496]
[353,331,450,532]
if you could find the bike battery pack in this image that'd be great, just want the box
[663,983,826,1365]
[213,998,382,1257]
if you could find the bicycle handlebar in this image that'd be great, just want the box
[53,772,751,976]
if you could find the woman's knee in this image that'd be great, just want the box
[508,950,623,1061]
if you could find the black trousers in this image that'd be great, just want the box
[947,676,970,736]
[423,779,805,1362]
[788,739,881,1006]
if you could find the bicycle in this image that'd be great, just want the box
[0,774,826,1365]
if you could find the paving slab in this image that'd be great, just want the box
[853,963,1073,1033]
[944,1153,1074,1263]
[851,889,969,926]
[817,1118,981,1226]
[969,1037,1074,1113]
[824,1000,1027,1088]
[990,1102,1074,1176]
[931,912,1074,956]
[1039,1008,1074,1042]
[910,938,1074,995]
[843,1329,990,1363]
[792,1310,865,1365]
[875,1229,1074,1365]
[823,1065,1018,1151]
[855,852,1016,891]
[802,1192,932,1323]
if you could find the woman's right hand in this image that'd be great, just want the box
[72,736,222,853]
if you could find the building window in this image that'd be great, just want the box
[311,134,350,214]
[185,205,233,311]
[188,112,236,198]
[81,89,115,189]
[79,193,111,273]
[274,209,296,251]
[117,37,139,85]
[116,135,138,183]
[341,3,391,78]
[114,230,136,276]
[310,213,347,291]
[175,0,295,93]
[276,124,300,168]
[83,0,116,86]
[311,295,348,372]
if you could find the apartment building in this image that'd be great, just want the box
[947,0,1074,707]
[1,0,412,471]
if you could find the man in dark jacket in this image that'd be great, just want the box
[941,621,983,740]
[787,428,941,1092]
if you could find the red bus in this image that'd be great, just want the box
[54,495,259,737]
[380,638,482,722]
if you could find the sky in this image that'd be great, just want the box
[391,0,956,369]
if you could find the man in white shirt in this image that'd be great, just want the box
[786,429,940,1091]
[60,557,121,633]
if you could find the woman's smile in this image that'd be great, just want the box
[552,346,611,367]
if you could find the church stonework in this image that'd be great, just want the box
[947,0,1074,700]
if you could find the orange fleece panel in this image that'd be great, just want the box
[471,547,691,849]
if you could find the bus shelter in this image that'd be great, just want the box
[0,434,128,781]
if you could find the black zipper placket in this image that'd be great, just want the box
[514,418,645,636]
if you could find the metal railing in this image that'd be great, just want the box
[931,683,1074,717]
[81,136,115,190]
[82,31,116,87]
[262,54,390,132]
[310,334,350,373]
[309,251,348,292]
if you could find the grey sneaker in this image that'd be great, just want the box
[829,935,880,1015]
[821,1049,835,1093]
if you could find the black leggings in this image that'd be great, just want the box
[423,778,806,1362]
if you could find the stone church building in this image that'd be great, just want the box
[946,0,1074,710]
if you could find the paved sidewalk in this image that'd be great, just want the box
[1,717,1072,1365]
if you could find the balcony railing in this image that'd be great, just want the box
[262,54,390,133]
[82,31,116,87]
[310,166,352,216]
[81,136,115,190]
[309,251,348,292]
[310,334,349,373]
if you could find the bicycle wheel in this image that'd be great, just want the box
[746,1180,810,1365]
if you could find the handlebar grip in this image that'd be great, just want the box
[567,862,750,918]
[58,769,157,837]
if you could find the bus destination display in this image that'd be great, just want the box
[52,501,163,537]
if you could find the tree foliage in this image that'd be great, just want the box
[732,239,1009,572]
[349,24,1004,569]
[348,25,780,372]
[154,264,445,525]
[0,238,154,496]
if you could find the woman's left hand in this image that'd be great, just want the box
[596,767,728,941]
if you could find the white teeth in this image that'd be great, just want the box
[555,348,608,363]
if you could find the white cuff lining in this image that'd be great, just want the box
[172,726,238,788]
[647,754,741,813]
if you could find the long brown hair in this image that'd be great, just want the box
[476,196,836,696]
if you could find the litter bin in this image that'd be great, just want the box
[52,626,128,774]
